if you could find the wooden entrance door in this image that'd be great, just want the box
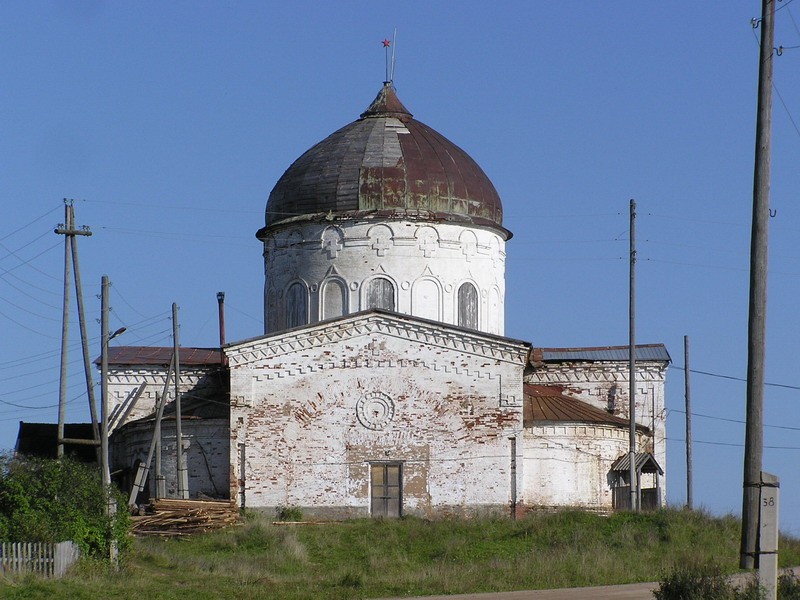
[371,463,402,517]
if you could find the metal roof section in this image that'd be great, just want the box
[259,83,507,238]
[523,383,648,432]
[531,344,671,364]
[104,346,223,367]
[611,452,664,475]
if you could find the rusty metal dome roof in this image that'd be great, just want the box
[258,84,508,238]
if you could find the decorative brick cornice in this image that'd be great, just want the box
[226,312,529,367]
[526,362,666,385]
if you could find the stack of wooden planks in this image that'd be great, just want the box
[130,498,240,536]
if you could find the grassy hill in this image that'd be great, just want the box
[3,509,800,599]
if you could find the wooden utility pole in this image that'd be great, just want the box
[173,303,189,499]
[628,198,638,511]
[70,214,100,455]
[129,356,174,507]
[741,0,774,570]
[100,275,119,565]
[685,335,693,510]
[55,200,95,458]
[100,276,111,492]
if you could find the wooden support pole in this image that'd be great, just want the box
[741,0,774,570]
[685,335,693,510]
[173,303,189,499]
[628,198,638,511]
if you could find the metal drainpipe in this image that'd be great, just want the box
[217,292,226,347]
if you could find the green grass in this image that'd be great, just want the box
[2,509,799,599]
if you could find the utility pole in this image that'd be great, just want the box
[741,0,774,570]
[101,276,111,495]
[129,356,174,507]
[685,335,693,510]
[173,303,189,499]
[629,198,638,511]
[100,275,121,565]
[54,200,94,458]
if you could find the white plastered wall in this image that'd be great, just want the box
[525,360,668,504]
[262,220,507,336]
[226,313,528,518]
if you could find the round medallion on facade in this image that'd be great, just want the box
[356,392,395,430]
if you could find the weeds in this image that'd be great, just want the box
[1,509,800,599]
[276,506,303,522]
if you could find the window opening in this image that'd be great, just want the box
[286,282,308,328]
[458,282,479,329]
[366,278,395,311]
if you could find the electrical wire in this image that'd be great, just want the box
[669,364,800,390]
[0,205,62,243]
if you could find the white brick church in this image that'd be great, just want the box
[107,83,669,518]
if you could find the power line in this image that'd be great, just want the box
[669,364,800,391]
[0,205,61,242]
[669,408,800,432]
[0,239,63,281]
[668,436,800,451]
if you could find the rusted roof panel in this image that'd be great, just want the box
[104,346,223,367]
[523,383,647,432]
[611,452,664,475]
[262,83,506,237]
[534,344,670,364]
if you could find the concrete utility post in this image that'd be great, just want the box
[759,472,780,600]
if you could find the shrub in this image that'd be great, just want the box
[0,453,129,559]
[654,563,735,600]
[779,571,800,600]
[653,562,775,600]
[275,505,303,522]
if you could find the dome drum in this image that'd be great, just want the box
[262,219,506,336]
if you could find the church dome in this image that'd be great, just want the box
[258,83,508,239]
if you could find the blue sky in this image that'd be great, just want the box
[2,2,800,535]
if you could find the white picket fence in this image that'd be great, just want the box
[0,541,80,578]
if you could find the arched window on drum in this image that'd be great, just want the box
[322,279,347,320]
[458,282,479,330]
[285,282,308,329]
[366,278,395,311]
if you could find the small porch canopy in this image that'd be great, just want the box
[610,452,664,511]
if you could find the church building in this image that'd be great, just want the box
[107,83,669,518]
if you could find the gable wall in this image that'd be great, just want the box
[228,321,528,518]
[106,365,225,432]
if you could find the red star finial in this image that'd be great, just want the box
[382,38,391,48]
